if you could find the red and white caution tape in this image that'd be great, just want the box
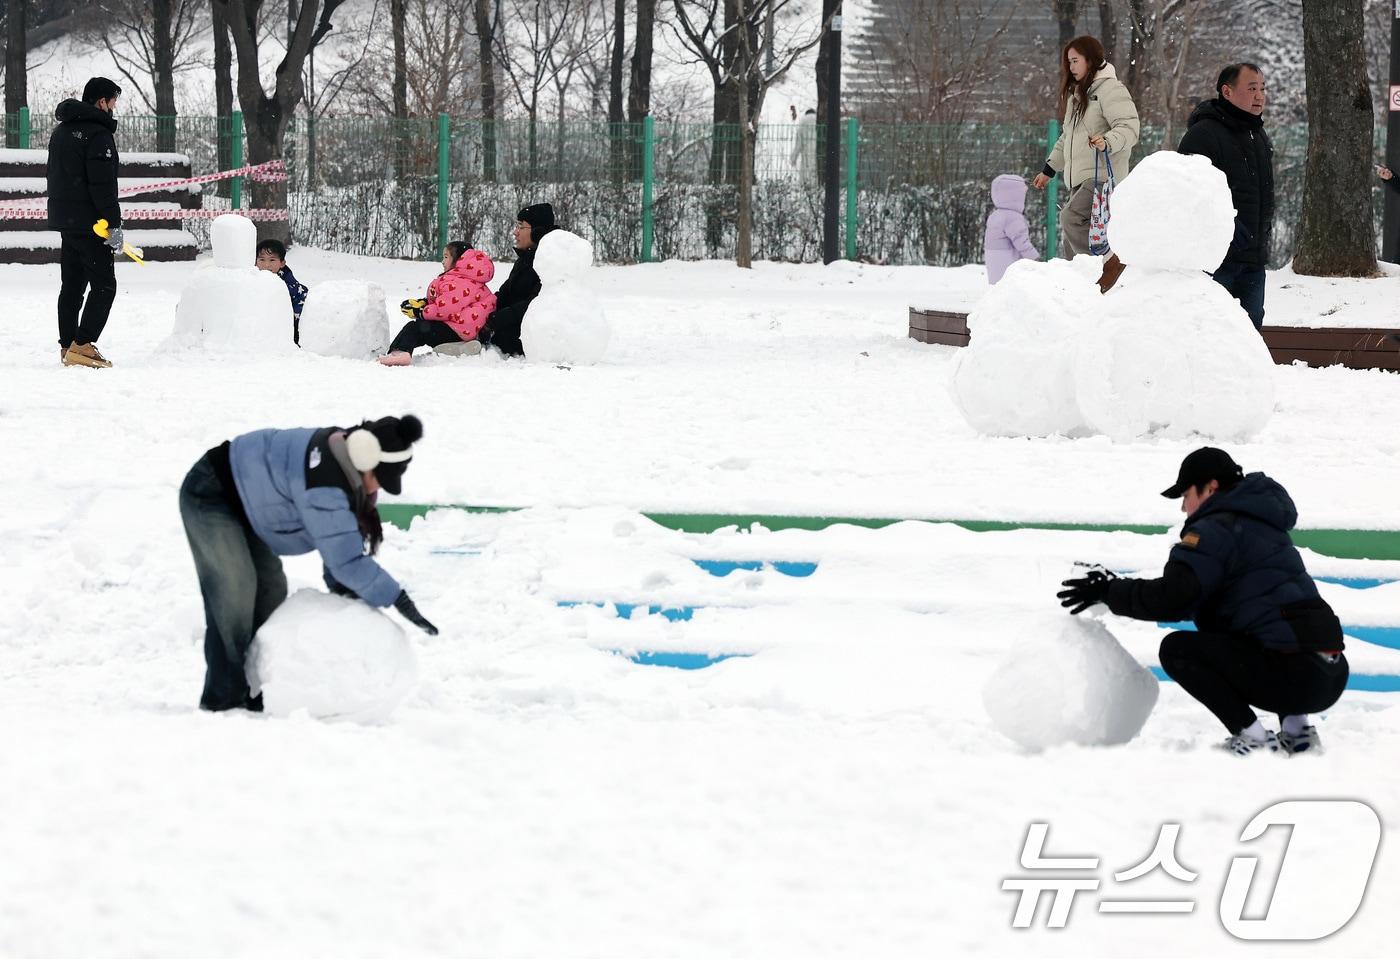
[0,206,289,221]
[0,159,287,210]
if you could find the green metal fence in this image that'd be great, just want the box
[0,109,1373,268]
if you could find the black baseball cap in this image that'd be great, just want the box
[1161,447,1244,498]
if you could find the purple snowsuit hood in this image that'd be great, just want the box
[990,174,1028,212]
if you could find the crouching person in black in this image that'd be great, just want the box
[179,414,438,712]
[1058,447,1346,756]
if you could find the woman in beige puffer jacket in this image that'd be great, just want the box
[1032,35,1140,257]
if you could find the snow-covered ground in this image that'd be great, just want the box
[3,252,1400,958]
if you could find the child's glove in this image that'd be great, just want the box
[401,298,426,320]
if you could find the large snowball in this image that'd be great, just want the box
[211,213,257,269]
[299,280,391,358]
[246,590,420,723]
[172,266,298,351]
[533,229,594,284]
[948,258,1096,437]
[1107,151,1236,272]
[1075,271,1275,441]
[983,616,1159,751]
[521,287,610,365]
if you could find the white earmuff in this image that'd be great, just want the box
[346,429,382,471]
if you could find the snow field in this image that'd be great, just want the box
[2,251,1400,956]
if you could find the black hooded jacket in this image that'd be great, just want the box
[46,99,122,232]
[483,223,556,356]
[1177,98,1274,268]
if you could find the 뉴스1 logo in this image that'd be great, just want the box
[1002,799,1380,940]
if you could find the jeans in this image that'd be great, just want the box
[1158,630,1348,734]
[57,230,118,349]
[179,456,287,711]
[1211,261,1267,329]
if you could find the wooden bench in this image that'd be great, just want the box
[909,308,1400,373]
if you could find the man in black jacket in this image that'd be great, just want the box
[479,203,556,356]
[1177,64,1273,330]
[1058,448,1347,757]
[47,77,125,369]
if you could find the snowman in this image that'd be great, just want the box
[949,150,1274,442]
[172,214,299,352]
[519,229,611,365]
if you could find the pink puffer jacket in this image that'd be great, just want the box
[422,249,497,340]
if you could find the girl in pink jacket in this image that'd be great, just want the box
[379,241,497,366]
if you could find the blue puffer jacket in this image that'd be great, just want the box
[1168,472,1338,652]
[229,427,401,607]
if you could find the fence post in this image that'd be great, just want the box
[640,115,655,263]
[230,111,244,210]
[1044,119,1059,260]
[437,113,450,254]
[844,117,859,261]
[18,106,29,149]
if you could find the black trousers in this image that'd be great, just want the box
[57,230,118,349]
[179,456,287,711]
[389,319,462,354]
[1158,630,1348,734]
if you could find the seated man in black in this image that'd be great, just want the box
[479,203,556,357]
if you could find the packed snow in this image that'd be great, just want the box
[210,211,255,268]
[3,248,1400,958]
[171,216,296,352]
[299,279,391,358]
[983,614,1160,751]
[521,229,611,365]
[247,589,420,723]
[1108,151,1237,272]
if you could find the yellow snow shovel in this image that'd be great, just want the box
[93,219,146,265]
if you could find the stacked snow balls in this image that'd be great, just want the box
[520,229,611,365]
[172,214,298,352]
[246,590,420,723]
[299,280,392,358]
[982,616,1159,751]
[949,150,1275,442]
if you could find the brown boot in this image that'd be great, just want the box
[1097,253,1126,294]
[63,342,113,369]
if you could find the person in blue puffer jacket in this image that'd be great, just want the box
[1057,447,1346,757]
[179,413,438,712]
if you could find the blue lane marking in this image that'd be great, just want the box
[1316,576,1393,590]
[559,601,696,622]
[430,547,482,556]
[1158,621,1400,651]
[1149,666,1400,693]
[691,559,818,578]
[615,650,752,669]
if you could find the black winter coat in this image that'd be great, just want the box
[1105,473,1342,653]
[483,237,550,356]
[46,99,122,232]
[1177,98,1274,268]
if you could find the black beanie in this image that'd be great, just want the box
[517,203,555,233]
[363,414,423,496]
[82,77,122,104]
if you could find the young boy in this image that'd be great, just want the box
[255,239,310,344]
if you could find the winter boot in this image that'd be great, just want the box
[63,342,113,369]
[377,351,412,367]
[433,340,483,357]
[1216,730,1282,757]
[1277,725,1321,755]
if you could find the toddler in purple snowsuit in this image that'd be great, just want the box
[983,174,1039,284]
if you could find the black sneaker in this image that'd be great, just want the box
[1277,725,1320,755]
[1216,730,1282,756]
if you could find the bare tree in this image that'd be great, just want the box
[352,0,475,116]
[1054,0,1079,48]
[212,0,234,185]
[545,0,609,175]
[1294,0,1377,275]
[474,0,499,180]
[5,0,29,145]
[671,0,754,185]
[494,0,582,177]
[1097,0,1116,61]
[218,0,352,241]
[628,0,656,121]
[608,0,626,174]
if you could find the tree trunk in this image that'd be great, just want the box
[213,0,234,192]
[1126,0,1146,95]
[1098,0,1116,62]
[626,0,654,178]
[4,0,27,147]
[815,0,830,186]
[737,89,753,269]
[608,0,625,181]
[1054,0,1079,49]
[1294,0,1377,276]
[392,0,408,118]
[152,0,178,151]
[474,0,496,181]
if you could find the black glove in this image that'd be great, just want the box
[394,589,439,635]
[105,226,125,253]
[1057,568,1117,615]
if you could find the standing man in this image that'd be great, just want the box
[47,77,124,369]
[1178,63,1274,330]
[1057,448,1347,757]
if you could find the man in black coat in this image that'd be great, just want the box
[1058,448,1347,757]
[1177,63,1274,330]
[479,203,556,356]
[47,77,125,368]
